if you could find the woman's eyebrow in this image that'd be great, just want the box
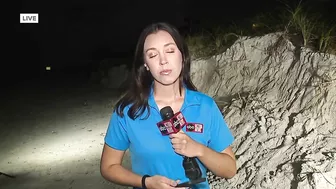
[145,42,176,53]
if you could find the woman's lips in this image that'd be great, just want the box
[160,69,172,75]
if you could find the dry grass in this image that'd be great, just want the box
[186,1,336,58]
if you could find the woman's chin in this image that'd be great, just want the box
[155,77,179,86]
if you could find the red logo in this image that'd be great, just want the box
[157,111,187,135]
[186,123,203,133]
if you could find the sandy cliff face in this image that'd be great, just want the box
[191,33,336,189]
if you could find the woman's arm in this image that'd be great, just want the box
[170,131,237,179]
[196,99,236,178]
[100,144,183,189]
[196,145,237,178]
[100,144,143,188]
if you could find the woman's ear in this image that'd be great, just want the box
[144,64,149,71]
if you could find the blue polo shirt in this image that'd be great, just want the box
[104,85,234,189]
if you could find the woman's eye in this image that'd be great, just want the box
[149,54,157,58]
[166,50,175,53]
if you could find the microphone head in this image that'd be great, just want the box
[160,106,174,121]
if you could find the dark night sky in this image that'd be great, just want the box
[9,0,335,84]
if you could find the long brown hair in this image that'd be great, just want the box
[114,22,197,120]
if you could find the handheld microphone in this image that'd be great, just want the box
[159,106,206,187]
[157,107,187,135]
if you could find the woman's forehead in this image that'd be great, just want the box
[144,31,176,48]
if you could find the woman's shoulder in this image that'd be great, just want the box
[187,89,216,107]
[112,102,132,119]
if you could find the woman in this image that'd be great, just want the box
[100,22,237,189]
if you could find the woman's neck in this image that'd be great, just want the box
[153,81,184,104]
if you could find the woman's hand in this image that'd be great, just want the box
[146,175,188,189]
[169,130,203,157]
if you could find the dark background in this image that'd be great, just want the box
[8,0,336,86]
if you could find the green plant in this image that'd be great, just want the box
[317,24,336,53]
[185,1,336,59]
[185,31,213,59]
[286,3,317,47]
[186,24,243,59]
[280,1,336,53]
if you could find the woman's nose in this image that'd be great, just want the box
[159,55,168,65]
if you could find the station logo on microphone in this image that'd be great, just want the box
[186,123,204,133]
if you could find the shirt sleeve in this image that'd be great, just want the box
[207,100,234,152]
[104,110,130,151]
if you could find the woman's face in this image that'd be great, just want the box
[143,30,183,86]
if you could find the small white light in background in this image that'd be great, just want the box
[46,66,51,71]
